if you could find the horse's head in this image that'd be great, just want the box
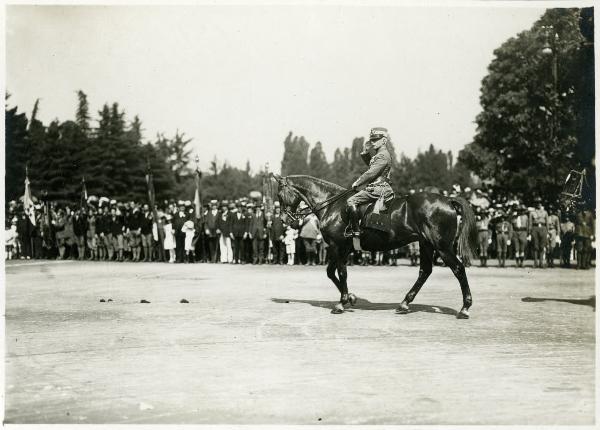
[272,173,302,226]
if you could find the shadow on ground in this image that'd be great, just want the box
[521,296,595,310]
[272,297,457,316]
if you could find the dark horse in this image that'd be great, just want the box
[273,174,479,318]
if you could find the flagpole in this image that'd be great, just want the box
[146,157,165,262]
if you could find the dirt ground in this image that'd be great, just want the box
[4,259,595,424]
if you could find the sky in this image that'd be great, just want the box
[6,4,545,173]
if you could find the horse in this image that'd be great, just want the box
[272,174,479,319]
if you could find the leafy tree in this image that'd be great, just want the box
[460,8,591,203]
[5,104,29,201]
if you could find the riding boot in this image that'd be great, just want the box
[346,204,361,237]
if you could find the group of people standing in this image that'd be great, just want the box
[474,198,595,269]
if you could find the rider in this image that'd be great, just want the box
[345,127,394,237]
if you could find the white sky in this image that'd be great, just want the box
[6,4,546,173]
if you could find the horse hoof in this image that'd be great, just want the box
[396,303,410,314]
[331,303,345,314]
[348,293,357,307]
[457,309,470,319]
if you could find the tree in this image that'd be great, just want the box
[308,141,330,179]
[75,90,90,135]
[461,8,591,203]
[5,104,29,201]
[280,132,310,175]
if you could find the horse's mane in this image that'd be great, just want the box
[286,175,347,193]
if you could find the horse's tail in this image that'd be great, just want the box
[449,197,478,260]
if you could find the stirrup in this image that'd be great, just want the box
[344,225,360,238]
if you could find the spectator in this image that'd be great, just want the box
[217,201,233,263]
[86,209,98,260]
[560,213,575,268]
[271,204,286,264]
[204,200,219,263]
[140,204,154,262]
[5,218,18,260]
[173,202,188,263]
[182,219,196,263]
[163,215,176,263]
[250,204,267,265]
[231,201,246,264]
[109,207,125,262]
[73,209,88,260]
[284,225,298,266]
[299,212,320,266]
[243,204,255,264]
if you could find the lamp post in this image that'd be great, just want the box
[541,25,559,148]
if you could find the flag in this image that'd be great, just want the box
[81,177,88,209]
[23,170,36,226]
[145,161,156,209]
[194,166,202,220]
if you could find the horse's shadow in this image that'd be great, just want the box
[271,297,458,316]
[522,296,595,310]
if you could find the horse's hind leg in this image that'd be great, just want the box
[437,247,472,319]
[397,241,434,314]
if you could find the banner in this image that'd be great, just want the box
[194,167,202,220]
[23,171,36,226]
[81,177,88,210]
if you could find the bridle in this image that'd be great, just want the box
[277,177,354,224]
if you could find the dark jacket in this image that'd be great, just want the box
[127,210,143,231]
[204,210,219,237]
[140,213,153,235]
[271,215,285,240]
[250,213,266,238]
[231,212,246,237]
[172,212,187,236]
[73,215,88,237]
[216,210,232,236]
[109,216,125,236]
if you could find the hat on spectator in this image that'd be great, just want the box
[228,202,236,209]
[246,202,255,208]
[274,201,281,207]
[210,199,218,206]
[177,200,185,206]
[184,200,192,207]
[110,199,117,206]
[464,187,471,193]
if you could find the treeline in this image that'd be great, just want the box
[5,91,264,205]
[280,132,474,194]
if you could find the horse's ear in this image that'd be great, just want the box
[272,173,282,182]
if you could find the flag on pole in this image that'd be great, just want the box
[194,163,203,220]
[23,167,36,226]
[81,177,88,210]
[145,159,156,209]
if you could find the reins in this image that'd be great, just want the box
[280,179,354,223]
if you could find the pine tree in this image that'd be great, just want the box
[75,90,90,136]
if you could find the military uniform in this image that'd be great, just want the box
[511,209,528,267]
[546,213,560,267]
[346,127,394,237]
[475,214,492,266]
[575,209,595,269]
[494,217,513,267]
[528,204,548,267]
[560,218,575,268]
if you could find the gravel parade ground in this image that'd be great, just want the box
[4,260,595,425]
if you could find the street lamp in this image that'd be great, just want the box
[541,25,559,152]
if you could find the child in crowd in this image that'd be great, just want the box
[182,219,196,263]
[5,218,18,260]
[284,225,298,266]
[163,215,176,263]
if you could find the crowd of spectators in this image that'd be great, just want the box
[4,184,595,269]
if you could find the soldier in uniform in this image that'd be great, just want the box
[408,241,419,266]
[511,204,529,267]
[546,205,561,268]
[528,197,548,268]
[475,208,492,267]
[346,127,394,237]
[494,211,513,267]
[560,212,575,268]
[574,207,595,270]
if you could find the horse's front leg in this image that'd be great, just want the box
[332,252,357,313]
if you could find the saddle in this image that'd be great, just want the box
[361,202,392,234]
